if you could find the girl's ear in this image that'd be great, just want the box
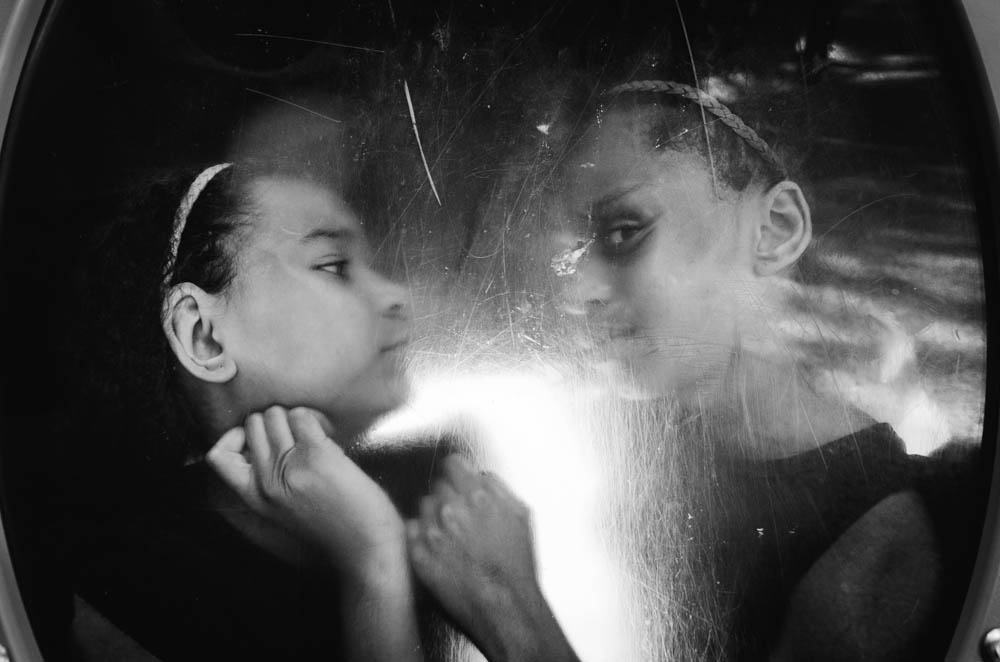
[161,283,237,384]
[752,181,812,276]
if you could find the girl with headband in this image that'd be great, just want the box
[404,81,977,661]
[72,160,435,661]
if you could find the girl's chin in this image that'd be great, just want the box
[319,386,411,441]
[611,356,706,401]
[301,408,336,437]
[365,376,411,417]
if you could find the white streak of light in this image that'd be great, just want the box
[404,80,443,206]
[373,370,640,661]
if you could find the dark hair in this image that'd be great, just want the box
[591,85,788,193]
[74,163,268,477]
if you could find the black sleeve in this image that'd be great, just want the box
[354,437,468,519]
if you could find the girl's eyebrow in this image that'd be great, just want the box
[299,227,356,243]
[571,183,646,222]
[591,182,646,216]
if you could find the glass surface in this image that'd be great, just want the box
[0,1,990,660]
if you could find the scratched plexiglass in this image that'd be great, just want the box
[0,1,989,660]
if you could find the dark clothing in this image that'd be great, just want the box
[73,442,456,662]
[71,425,983,661]
[680,423,984,661]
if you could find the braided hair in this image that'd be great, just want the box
[599,80,787,193]
[72,163,270,484]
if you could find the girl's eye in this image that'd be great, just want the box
[318,260,349,278]
[600,222,647,253]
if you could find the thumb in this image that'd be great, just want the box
[288,407,338,450]
[206,427,257,504]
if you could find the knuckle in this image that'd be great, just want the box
[470,488,491,507]
[408,540,435,571]
[259,479,280,502]
[424,523,444,544]
[204,446,222,465]
[439,503,460,529]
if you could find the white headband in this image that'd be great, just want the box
[164,163,233,284]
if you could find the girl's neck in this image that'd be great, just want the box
[191,380,371,449]
[679,349,875,460]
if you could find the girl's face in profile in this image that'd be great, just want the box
[563,110,758,397]
[220,176,410,435]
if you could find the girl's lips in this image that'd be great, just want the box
[380,338,410,353]
[604,328,659,361]
[608,327,636,340]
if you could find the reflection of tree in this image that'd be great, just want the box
[796,177,985,453]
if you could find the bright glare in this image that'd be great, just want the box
[373,367,642,661]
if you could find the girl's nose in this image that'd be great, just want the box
[374,275,410,320]
[563,258,612,316]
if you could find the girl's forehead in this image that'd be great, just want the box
[248,175,361,238]
[591,107,655,143]
[566,135,713,207]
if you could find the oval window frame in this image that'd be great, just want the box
[0,1,996,659]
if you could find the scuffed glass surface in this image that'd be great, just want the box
[0,0,986,660]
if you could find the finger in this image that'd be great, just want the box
[263,406,295,455]
[480,473,531,522]
[244,412,272,477]
[306,408,337,438]
[405,518,421,543]
[205,427,257,504]
[211,425,248,455]
[481,470,520,501]
[432,477,461,504]
[441,454,480,494]
[406,521,441,583]
[431,481,465,531]
[288,407,333,449]
[422,521,445,547]
[405,519,428,553]
[205,427,252,487]
[419,494,438,524]
[412,504,444,547]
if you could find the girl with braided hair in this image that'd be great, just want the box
[404,81,975,661]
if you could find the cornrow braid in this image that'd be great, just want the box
[603,80,786,177]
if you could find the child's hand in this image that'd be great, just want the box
[206,406,405,580]
[407,455,579,662]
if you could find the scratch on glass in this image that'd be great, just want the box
[404,80,443,206]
